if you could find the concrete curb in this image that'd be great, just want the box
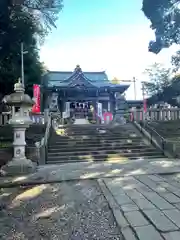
[97,179,137,239]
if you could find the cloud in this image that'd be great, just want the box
[40,25,178,100]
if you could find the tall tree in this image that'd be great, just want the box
[143,62,172,96]
[0,0,62,96]
[142,0,180,54]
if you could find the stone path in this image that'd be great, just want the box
[98,174,180,240]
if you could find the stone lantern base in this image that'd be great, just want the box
[1,157,36,176]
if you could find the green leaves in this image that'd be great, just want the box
[0,0,62,97]
[143,62,172,96]
[142,0,180,53]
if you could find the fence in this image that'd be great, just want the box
[0,112,45,125]
[129,108,180,122]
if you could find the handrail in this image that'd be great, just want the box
[140,121,179,157]
[145,123,166,142]
[139,121,166,153]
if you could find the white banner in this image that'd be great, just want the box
[97,102,102,119]
[63,102,70,118]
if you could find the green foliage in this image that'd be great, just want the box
[171,50,180,72]
[0,0,62,97]
[142,0,180,53]
[143,62,172,96]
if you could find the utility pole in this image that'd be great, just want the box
[121,78,137,100]
[21,43,24,86]
[133,77,137,100]
[21,42,28,86]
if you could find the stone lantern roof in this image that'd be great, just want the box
[3,79,34,106]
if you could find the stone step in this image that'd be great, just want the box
[47,150,163,159]
[49,142,148,150]
[49,140,145,147]
[50,135,142,141]
[48,144,153,152]
[49,138,147,145]
[46,155,164,164]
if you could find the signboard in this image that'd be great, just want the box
[32,84,40,113]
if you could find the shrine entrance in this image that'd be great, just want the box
[70,101,92,119]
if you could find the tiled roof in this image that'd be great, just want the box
[43,65,130,92]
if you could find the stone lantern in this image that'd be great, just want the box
[113,93,127,124]
[1,79,36,175]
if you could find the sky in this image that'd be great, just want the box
[40,0,179,100]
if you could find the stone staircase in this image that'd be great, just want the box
[46,123,165,164]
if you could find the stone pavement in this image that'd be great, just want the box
[0,157,180,187]
[98,174,180,240]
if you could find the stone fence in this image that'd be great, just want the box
[129,108,180,122]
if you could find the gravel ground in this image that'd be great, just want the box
[0,180,122,240]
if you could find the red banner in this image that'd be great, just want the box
[32,84,40,113]
[143,98,147,113]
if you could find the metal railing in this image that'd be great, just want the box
[139,121,178,158]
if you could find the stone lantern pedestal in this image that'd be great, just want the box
[113,93,127,125]
[1,80,36,176]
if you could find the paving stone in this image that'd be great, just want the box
[121,203,139,212]
[135,175,158,189]
[121,227,137,240]
[113,208,129,228]
[141,192,175,210]
[136,185,153,193]
[160,182,179,193]
[133,197,156,210]
[163,231,180,240]
[134,225,164,240]
[97,179,117,208]
[174,203,180,210]
[124,211,149,227]
[113,194,133,206]
[144,209,178,232]
[124,189,145,200]
[148,175,165,182]
[164,209,180,228]
[160,193,180,204]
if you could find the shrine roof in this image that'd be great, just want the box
[43,65,130,92]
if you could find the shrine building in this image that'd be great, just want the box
[41,65,131,118]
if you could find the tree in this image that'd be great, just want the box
[143,63,172,96]
[142,0,180,54]
[171,50,180,72]
[0,0,62,96]
[111,77,120,84]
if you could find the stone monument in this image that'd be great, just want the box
[113,93,127,124]
[1,79,36,176]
